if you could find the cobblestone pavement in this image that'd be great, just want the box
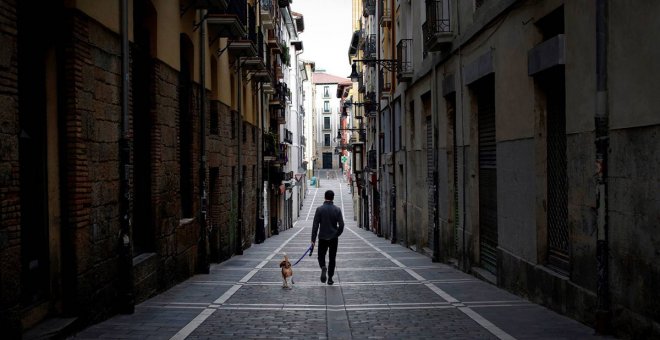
[71,171,609,339]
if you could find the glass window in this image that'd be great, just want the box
[324,117,330,129]
[324,133,331,146]
[323,101,330,112]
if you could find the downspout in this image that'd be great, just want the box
[198,9,209,274]
[390,0,397,244]
[118,0,134,314]
[456,0,468,272]
[594,0,610,334]
[432,64,440,262]
[236,59,244,255]
[376,2,382,237]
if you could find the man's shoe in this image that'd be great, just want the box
[327,278,334,285]
[320,267,327,283]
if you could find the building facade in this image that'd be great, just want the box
[351,0,660,337]
[310,73,352,173]
[0,0,305,337]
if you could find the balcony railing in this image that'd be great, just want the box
[260,0,274,28]
[206,0,248,40]
[379,0,391,27]
[379,67,392,93]
[363,0,375,17]
[423,0,452,52]
[397,39,413,82]
[364,34,377,59]
[284,129,293,144]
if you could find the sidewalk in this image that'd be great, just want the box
[71,176,607,339]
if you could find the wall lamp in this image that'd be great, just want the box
[349,58,400,82]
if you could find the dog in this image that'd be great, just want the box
[279,253,294,288]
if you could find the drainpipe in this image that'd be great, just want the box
[594,0,610,334]
[118,0,134,314]
[236,60,244,256]
[456,0,468,272]
[198,10,209,274]
[390,0,397,245]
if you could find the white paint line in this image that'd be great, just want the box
[169,308,216,340]
[347,226,516,340]
[170,222,306,340]
[459,307,517,340]
[213,284,242,304]
[305,188,319,221]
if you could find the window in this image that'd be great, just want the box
[231,110,236,139]
[323,117,330,129]
[323,86,330,98]
[324,133,331,146]
[243,122,247,143]
[323,101,330,112]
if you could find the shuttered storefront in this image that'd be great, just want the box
[477,77,498,275]
[426,115,436,252]
[546,71,569,274]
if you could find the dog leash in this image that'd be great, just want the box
[292,244,314,266]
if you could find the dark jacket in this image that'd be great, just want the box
[311,201,344,241]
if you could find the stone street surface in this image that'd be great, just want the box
[71,174,607,340]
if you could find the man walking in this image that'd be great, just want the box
[311,190,344,285]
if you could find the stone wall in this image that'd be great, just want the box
[0,0,21,337]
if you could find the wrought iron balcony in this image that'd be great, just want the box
[379,67,392,93]
[363,0,375,17]
[270,82,287,109]
[267,28,282,54]
[423,0,453,52]
[379,0,391,27]
[284,129,293,144]
[181,0,228,16]
[207,0,247,40]
[260,0,274,29]
[397,39,413,82]
[364,34,377,60]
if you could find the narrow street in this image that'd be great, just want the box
[71,174,603,340]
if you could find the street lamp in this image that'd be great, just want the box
[349,58,402,82]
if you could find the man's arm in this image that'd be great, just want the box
[311,207,320,243]
[336,207,345,237]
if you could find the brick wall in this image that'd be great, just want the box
[59,9,122,323]
[0,0,22,336]
[208,100,236,261]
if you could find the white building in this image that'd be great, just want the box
[311,72,352,172]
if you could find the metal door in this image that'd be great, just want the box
[546,71,569,273]
[322,152,333,169]
[477,77,498,275]
[426,115,436,251]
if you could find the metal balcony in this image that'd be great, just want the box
[364,34,377,60]
[260,0,274,29]
[363,0,375,17]
[267,29,282,54]
[397,39,413,83]
[379,0,391,27]
[206,0,247,40]
[379,68,392,93]
[181,0,228,16]
[423,0,453,52]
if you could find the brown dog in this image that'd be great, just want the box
[279,253,294,288]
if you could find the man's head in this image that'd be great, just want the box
[324,190,334,201]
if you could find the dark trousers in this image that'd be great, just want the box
[317,238,338,278]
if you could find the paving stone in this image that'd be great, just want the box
[70,177,610,340]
